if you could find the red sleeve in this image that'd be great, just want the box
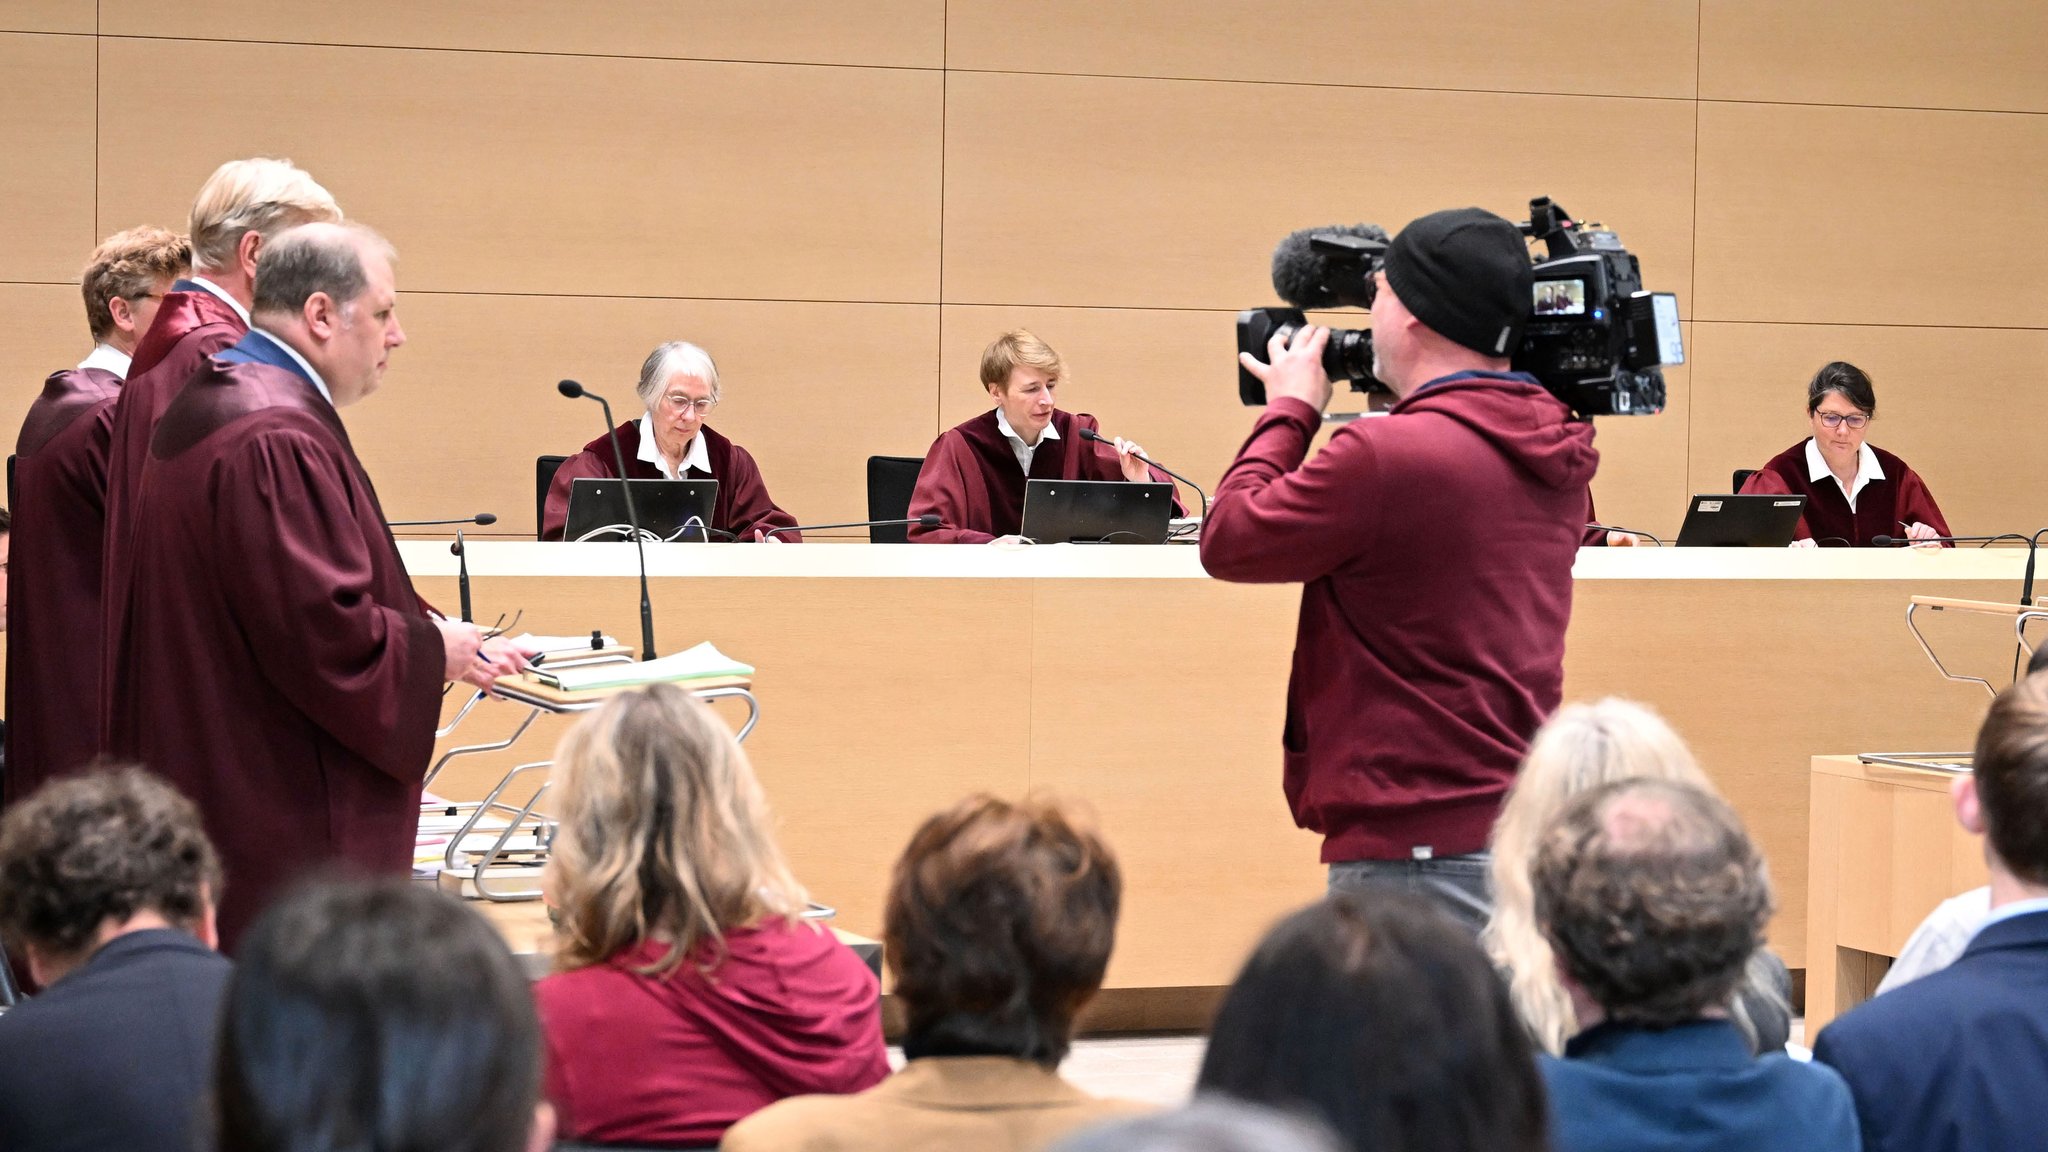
[542,450,611,541]
[1896,467,1952,545]
[721,446,802,542]
[1581,491,1607,546]
[908,433,996,544]
[1199,398,1381,583]
[1738,467,1812,540]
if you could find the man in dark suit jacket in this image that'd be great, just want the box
[1815,669,2048,1152]
[0,767,231,1152]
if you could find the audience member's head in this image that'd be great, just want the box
[1052,1099,1344,1152]
[1534,777,1771,1030]
[214,879,550,1152]
[886,793,1120,1068]
[1960,670,2048,894]
[250,221,406,406]
[187,157,340,290]
[0,767,220,986]
[81,225,190,353]
[545,683,808,976]
[1198,890,1547,1152]
[1486,698,1709,1051]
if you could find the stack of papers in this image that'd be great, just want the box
[533,640,753,692]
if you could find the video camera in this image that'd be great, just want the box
[1235,197,1684,418]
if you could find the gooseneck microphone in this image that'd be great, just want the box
[1584,522,1666,546]
[761,513,943,539]
[1870,532,2029,547]
[1077,427,1208,520]
[453,529,473,622]
[389,513,498,528]
[558,379,657,660]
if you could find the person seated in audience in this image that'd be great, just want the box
[1196,890,1548,1152]
[535,684,887,1147]
[908,329,1183,543]
[0,767,230,1152]
[725,793,1148,1152]
[1814,669,2048,1152]
[1485,698,1790,1054]
[1737,361,1948,547]
[542,340,800,541]
[212,878,553,1152]
[1534,777,1859,1152]
[1051,1098,1343,1152]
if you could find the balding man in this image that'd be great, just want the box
[100,158,340,740]
[105,223,528,949]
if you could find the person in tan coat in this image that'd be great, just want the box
[722,794,1149,1152]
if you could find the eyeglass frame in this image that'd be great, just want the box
[659,392,719,416]
[1816,411,1870,430]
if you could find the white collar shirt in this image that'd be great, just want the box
[78,343,132,378]
[636,413,712,479]
[187,275,253,325]
[1805,438,1884,513]
[994,407,1059,474]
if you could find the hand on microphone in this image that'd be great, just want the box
[1113,436,1155,483]
[1239,324,1334,413]
[1905,521,1941,549]
[1790,537,1818,549]
[1605,530,1642,548]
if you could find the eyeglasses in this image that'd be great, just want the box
[1817,412,1870,430]
[663,394,718,415]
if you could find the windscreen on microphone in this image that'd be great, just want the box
[917,513,941,528]
[557,379,585,399]
[1270,223,1391,309]
[474,512,497,526]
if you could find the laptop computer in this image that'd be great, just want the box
[1674,494,1807,547]
[1020,479,1175,544]
[563,477,720,542]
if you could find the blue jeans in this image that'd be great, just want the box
[1327,852,1493,936]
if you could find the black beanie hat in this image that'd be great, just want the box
[1382,207,1533,357]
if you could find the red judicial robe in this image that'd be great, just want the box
[4,369,122,806]
[99,282,247,738]
[541,422,799,542]
[907,409,1184,543]
[1738,439,1950,547]
[105,337,443,950]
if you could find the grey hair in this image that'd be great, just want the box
[635,341,721,410]
[1051,1100,1344,1152]
[251,222,395,317]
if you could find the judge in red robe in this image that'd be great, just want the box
[6,226,190,806]
[908,329,1185,543]
[105,223,522,950]
[542,340,799,541]
[1736,361,1949,547]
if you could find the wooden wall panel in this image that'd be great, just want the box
[1685,322,2048,537]
[95,38,943,302]
[99,0,944,68]
[947,1,1699,99]
[1700,1,2048,113]
[2,33,97,283]
[1694,102,2048,328]
[0,2,93,34]
[0,285,92,446]
[350,296,940,536]
[942,71,1697,312]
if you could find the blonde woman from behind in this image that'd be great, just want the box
[1484,698,1791,1055]
[535,684,889,1147]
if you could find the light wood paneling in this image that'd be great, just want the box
[1694,102,2048,328]
[351,294,939,536]
[2,33,97,283]
[947,1,1699,99]
[96,38,943,302]
[942,71,1697,312]
[99,0,944,68]
[0,285,92,442]
[1685,322,2048,538]
[1701,1,2048,113]
[0,1,93,34]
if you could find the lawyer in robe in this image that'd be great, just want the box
[106,223,527,950]
[1738,361,1949,547]
[5,227,190,807]
[543,341,800,541]
[100,159,341,738]
[908,329,1185,544]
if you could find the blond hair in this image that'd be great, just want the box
[1484,698,1711,1052]
[979,328,1065,391]
[544,684,807,976]
[80,226,190,341]
[187,158,341,273]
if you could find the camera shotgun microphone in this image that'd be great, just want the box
[1077,427,1207,519]
[1585,522,1665,546]
[558,379,657,661]
[761,513,943,539]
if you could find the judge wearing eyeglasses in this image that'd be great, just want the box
[542,341,800,541]
[1737,361,1949,547]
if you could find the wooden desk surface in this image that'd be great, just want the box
[470,898,882,980]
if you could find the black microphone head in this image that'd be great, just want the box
[474,512,497,526]
[557,379,584,398]
[1871,535,1897,546]
[1077,427,1104,442]
[917,513,942,527]
[1270,223,1390,310]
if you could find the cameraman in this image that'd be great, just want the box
[1201,207,1598,932]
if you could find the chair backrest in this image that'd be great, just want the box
[1732,468,1757,494]
[536,455,570,539]
[866,455,925,544]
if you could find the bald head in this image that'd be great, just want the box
[250,222,405,407]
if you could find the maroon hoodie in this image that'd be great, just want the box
[1201,371,1599,863]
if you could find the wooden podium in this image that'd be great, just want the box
[1805,754,1987,1035]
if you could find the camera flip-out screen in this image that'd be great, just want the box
[1534,279,1587,316]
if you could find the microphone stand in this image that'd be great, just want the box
[559,380,657,661]
[453,529,473,623]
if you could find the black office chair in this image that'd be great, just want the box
[1732,468,1757,493]
[535,455,570,539]
[866,455,925,543]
